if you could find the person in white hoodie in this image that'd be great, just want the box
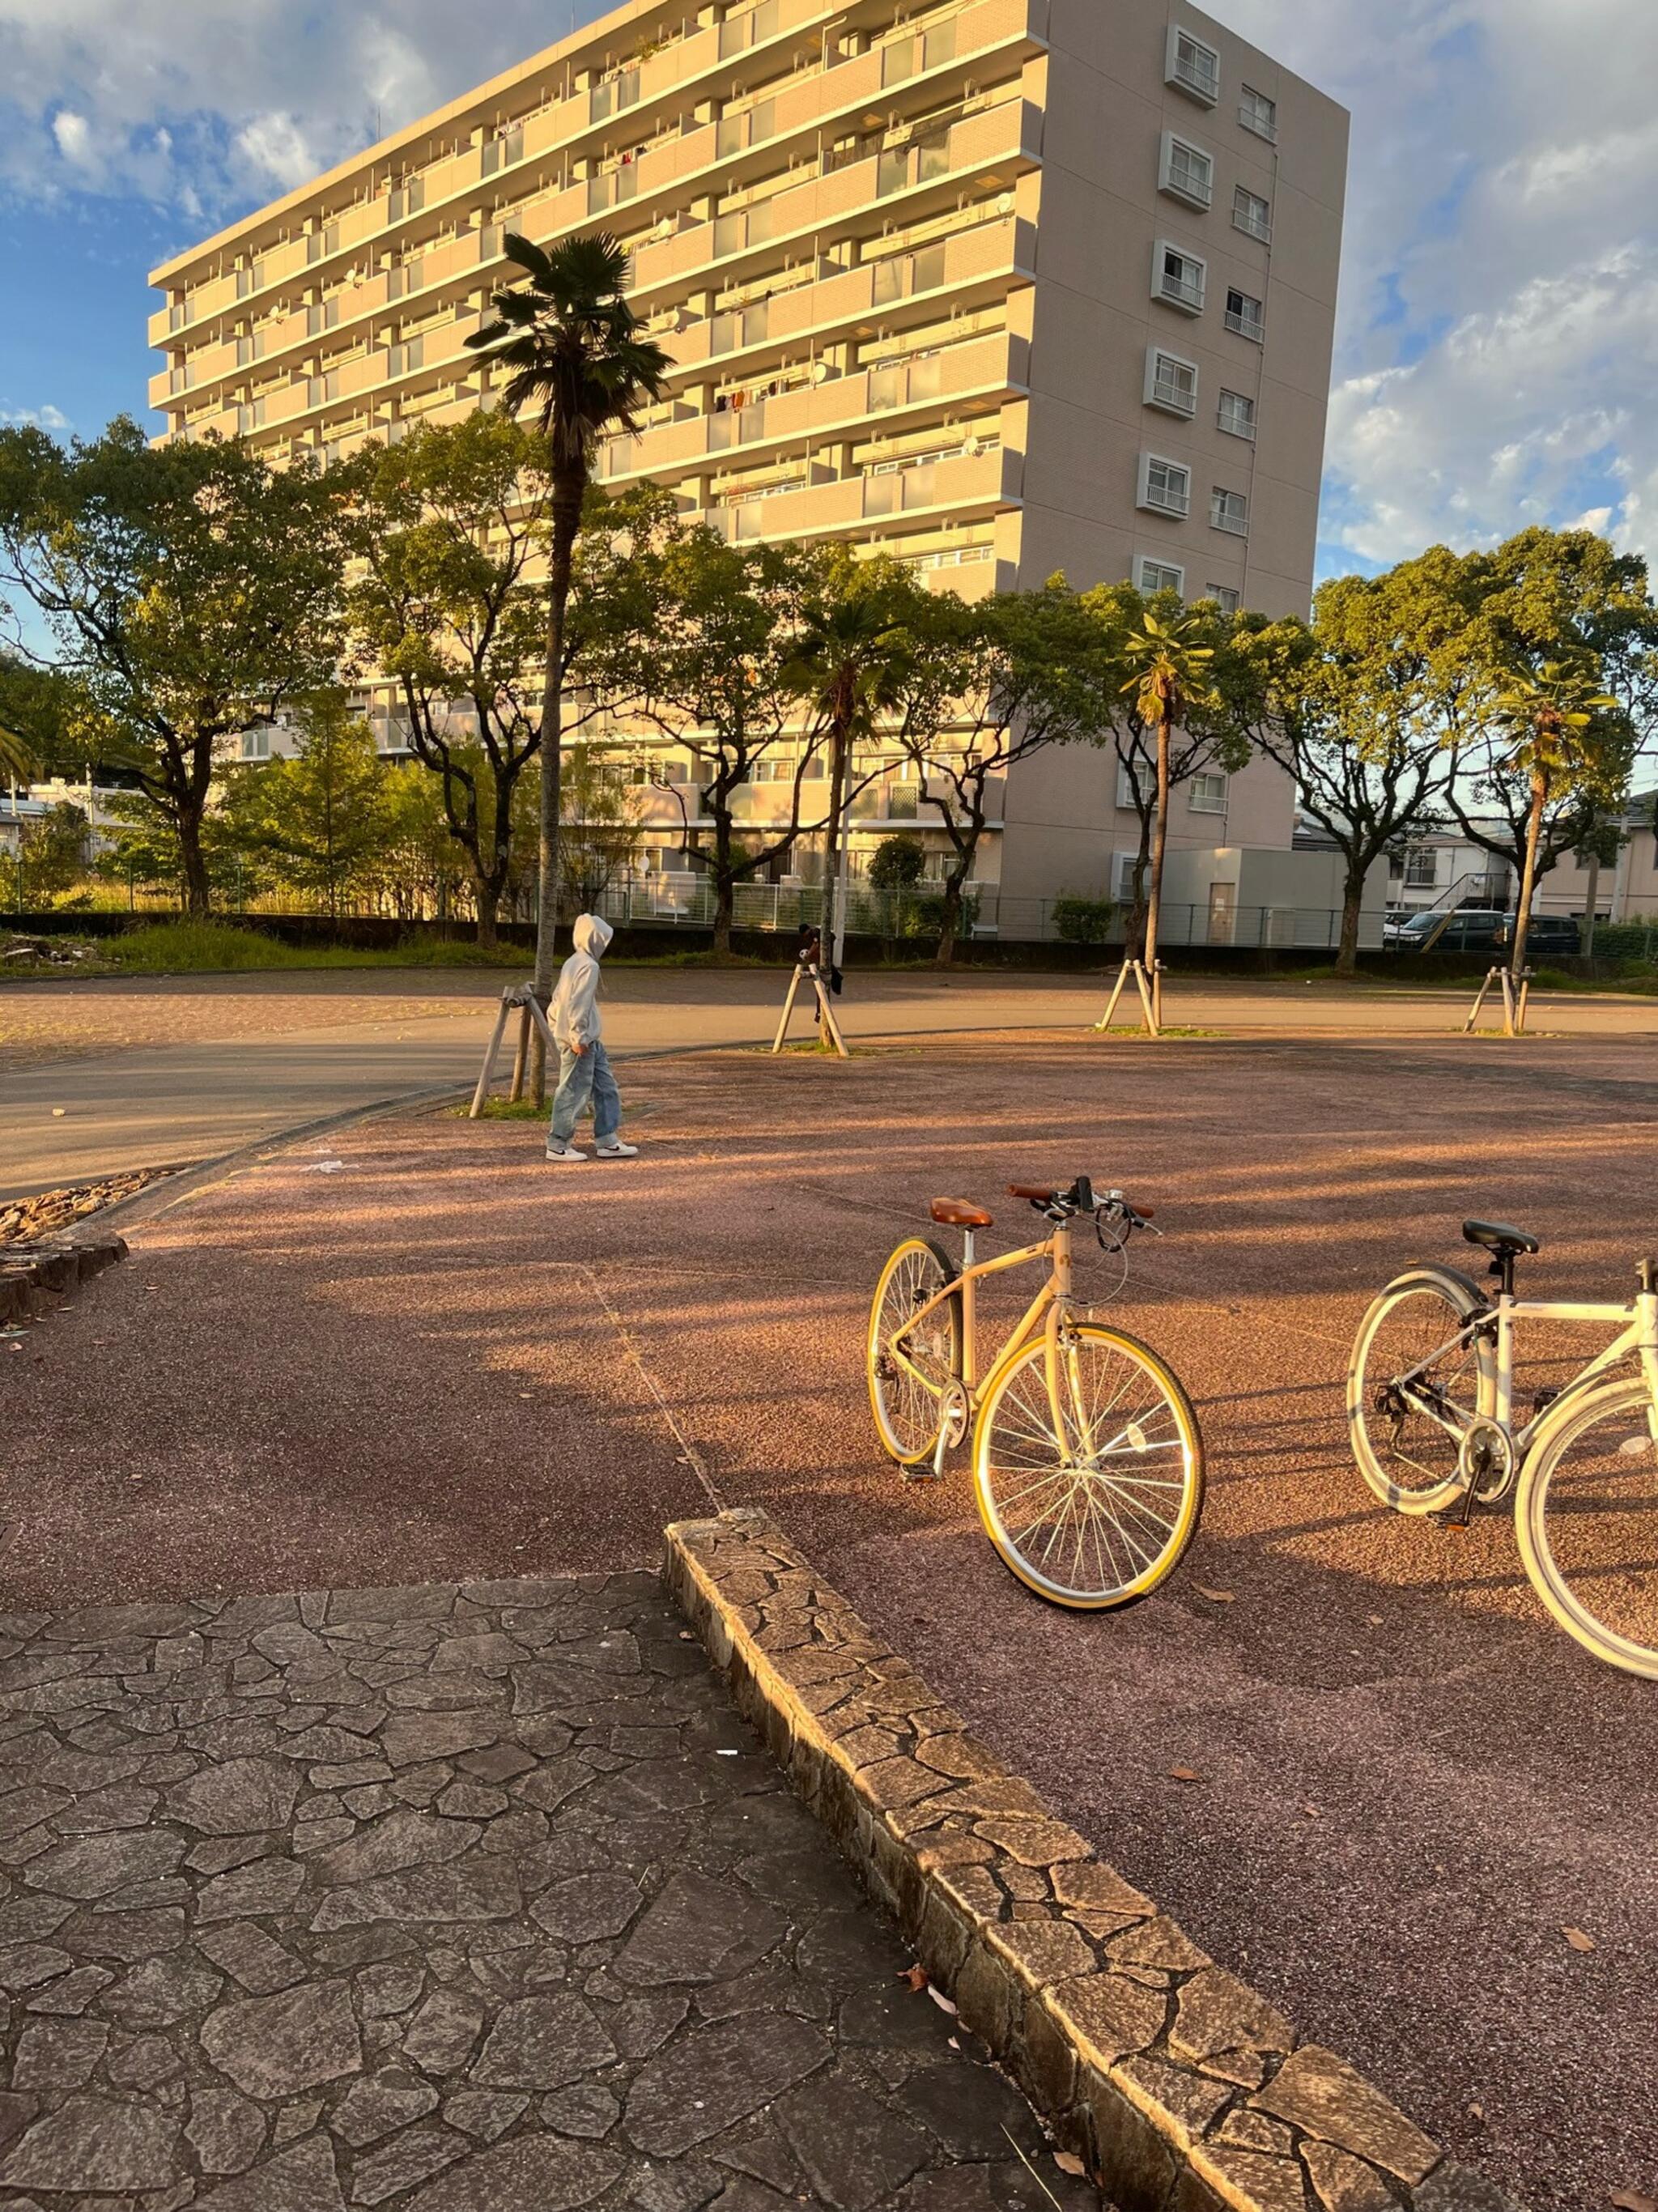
[545,913,637,1164]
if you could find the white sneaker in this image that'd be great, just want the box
[545,1143,588,1164]
[595,1140,640,1159]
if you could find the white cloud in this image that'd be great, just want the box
[0,404,71,430]
[50,108,90,164]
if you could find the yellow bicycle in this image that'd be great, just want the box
[866,1176,1205,1608]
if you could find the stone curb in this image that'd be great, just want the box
[0,1228,128,1323]
[663,1508,1521,2212]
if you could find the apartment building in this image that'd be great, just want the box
[148,0,1347,930]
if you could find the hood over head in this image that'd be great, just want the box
[572,913,614,957]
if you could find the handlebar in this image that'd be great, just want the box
[1007,1179,1156,1230]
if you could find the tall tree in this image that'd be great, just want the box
[221,695,391,921]
[466,234,671,1017]
[0,418,354,913]
[1485,661,1620,981]
[1244,553,1479,973]
[897,581,1103,963]
[1115,608,1220,998]
[349,415,555,947]
[627,530,841,953]
[1084,584,1256,958]
[783,550,930,964]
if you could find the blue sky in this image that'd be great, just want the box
[3,0,1656,584]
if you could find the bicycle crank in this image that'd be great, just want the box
[1457,1417,1516,1508]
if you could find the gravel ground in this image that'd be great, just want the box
[6,1031,1658,2210]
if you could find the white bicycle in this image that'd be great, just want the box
[1349,1219,1658,1678]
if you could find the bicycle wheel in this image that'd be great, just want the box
[1516,1377,1658,1678]
[867,1237,962,1468]
[971,1323,1204,1609]
[1348,1267,1494,1516]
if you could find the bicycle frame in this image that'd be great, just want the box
[887,1219,1079,1414]
[1404,1289,1658,1458]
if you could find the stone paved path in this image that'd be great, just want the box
[0,1571,1100,2212]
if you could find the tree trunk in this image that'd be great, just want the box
[531,471,585,1106]
[1510,771,1547,984]
[1143,718,1171,981]
[934,874,965,967]
[177,807,211,917]
[713,877,734,956]
[475,883,500,951]
[1581,844,1601,959]
[820,705,850,959]
[1336,858,1366,977]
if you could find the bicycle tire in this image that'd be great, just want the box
[866,1236,963,1468]
[1516,1376,1658,1678]
[971,1323,1205,1610]
[1348,1266,1494,1516]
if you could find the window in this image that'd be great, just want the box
[1239,86,1278,142]
[1138,453,1192,518]
[1189,772,1229,814]
[1154,240,1206,315]
[1211,487,1250,535]
[1114,851,1144,899]
[1233,186,1272,243]
[1167,26,1220,105]
[1218,389,1256,440]
[1116,765,1144,812]
[1145,347,1198,417]
[240,730,272,761]
[1159,132,1214,211]
[1226,287,1265,341]
[1137,558,1186,597]
[1405,849,1439,889]
[1205,583,1241,615]
[389,177,425,220]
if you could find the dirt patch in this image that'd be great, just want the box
[0,1168,172,1244]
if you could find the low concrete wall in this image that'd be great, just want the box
[665,1508,1516,2212]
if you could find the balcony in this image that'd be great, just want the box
[151,0,1044,360]
[708,443,1020,547]
[600,330,1027,486]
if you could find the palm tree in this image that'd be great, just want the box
[1489,661,1616,986]
[0,722,32,787]
[784,564,915,967]
[1120,610,1218,1023]
[466,232,670,1061]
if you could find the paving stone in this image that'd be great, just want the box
[199,1980,362,2099]
[313,1809,478,1887]
[349,2124,466,2204]
[26,1964,113,2016]
[193,2131,346,2210]
[538,2082,619,2138]
[330,2069,440,2148]
[774,2068,933,2210]
[624,2014,830,2158]
[195,1923,306,1995]
[474,1992,615,2089]
[11,2018,109,2089]
[0,2094,181,2193]
[354,1963,425,2017]
[531,1873,644,1945]
[1254,2046,1440,2186]
[105,2034,181,2092]
[21,1829,185,1899]
[400,2134,625,2210]
[613,1873,784,1988]
[53,1784,159,1834]
[380,1715,500,1768]
[185,2087,267,2176]
[194,1858,306,1925]
[400,1990,486,2074]
[441,2090,528,2142]
[103,1949,225,2027]
[0,1943,72,1993]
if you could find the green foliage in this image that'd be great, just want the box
[13,801,90,907]
[0,416,357,911]
[868,835,927,890]
[219,696,391,919]
[1052,895,1117,945]
[553,741,646,917]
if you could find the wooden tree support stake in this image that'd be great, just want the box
[1095,959,1163,1037]
[772,960,850,1059]
[470,983,557,1117]
[1463,965,1532,1039]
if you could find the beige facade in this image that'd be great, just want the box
[149,0,1347,925]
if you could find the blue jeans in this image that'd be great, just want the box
[549,1040,621,1146]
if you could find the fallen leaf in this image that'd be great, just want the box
[1366,1614,1384,1627]
[1562,1925,1596,1953]
[1168,1767,1202,1784]
[1054,2152,1086,2177]
[898,1964,929,1993]
[926,1985,958,2015]
[1609,2192,1658,2212]
[1302,1804,1323,1820]
[1466,2102,1484,2123]
[1194,1585,1235,1604]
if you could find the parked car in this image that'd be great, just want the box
[1384,909,1580,956]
